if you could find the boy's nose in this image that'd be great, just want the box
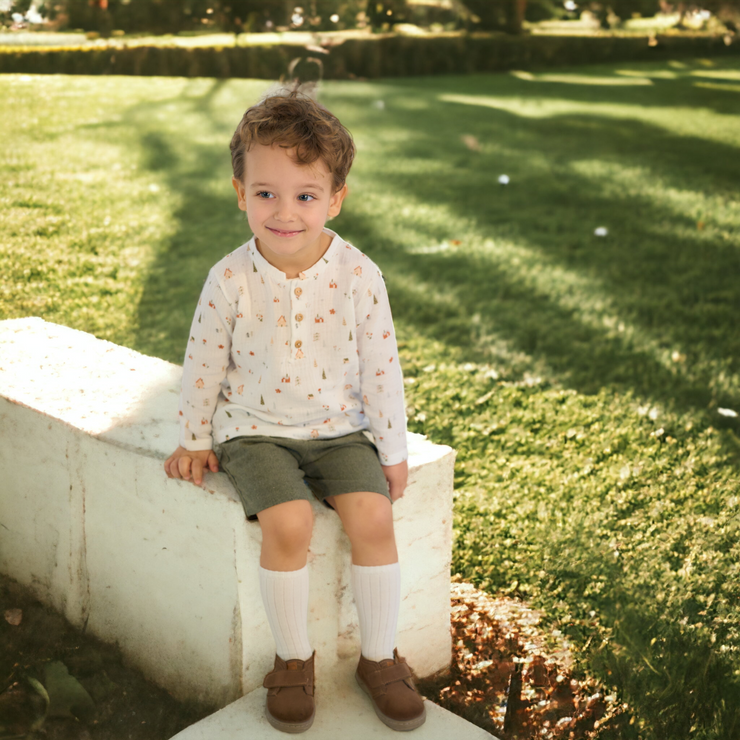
[274,203,296,222]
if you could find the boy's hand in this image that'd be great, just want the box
[164,446,219,486]
[382,460,408,502]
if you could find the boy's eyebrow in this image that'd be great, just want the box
[250,181,328,191]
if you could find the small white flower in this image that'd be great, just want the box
[149,184,160,193]
[594,227,608,237]
[718,407,738,418]
[498,174,510,185]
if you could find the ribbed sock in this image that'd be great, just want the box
[351,562,401,662]
[259,565,313,661]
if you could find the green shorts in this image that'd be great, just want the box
[215,432,390,520]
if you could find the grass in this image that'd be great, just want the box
[1,58,740,738]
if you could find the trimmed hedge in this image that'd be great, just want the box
[0,33,737,79]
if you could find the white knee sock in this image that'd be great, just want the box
[259,565,313,661]
[351,562,401,662]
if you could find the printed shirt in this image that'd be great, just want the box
[178,228,408,466]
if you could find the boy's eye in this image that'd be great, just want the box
[256,191,274,199]
[297,194,315,202]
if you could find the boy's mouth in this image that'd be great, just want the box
[268,227,303,238]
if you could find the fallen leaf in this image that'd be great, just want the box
[44,661,96,722]
[4,608,22,626]
[461,134,481,152]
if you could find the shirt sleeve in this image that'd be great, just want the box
[178,269,236,451]
[355,269,408,466]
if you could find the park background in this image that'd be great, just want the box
[1,1,740,739]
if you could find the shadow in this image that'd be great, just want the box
[403,57,740,118]
[73,78,268,364]
[317,72,740,419]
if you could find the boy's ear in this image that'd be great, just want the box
[327,184,348,219]
[232,177,247,211]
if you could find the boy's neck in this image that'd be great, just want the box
[255,230,333,279]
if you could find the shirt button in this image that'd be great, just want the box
[295,340,303,348]
[294,287,302,297]
[295,313,304,322]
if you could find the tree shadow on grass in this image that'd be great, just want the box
[76,78,269,363]
[323,75,740,421]
[404,56,740,118]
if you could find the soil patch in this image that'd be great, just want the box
[0,574,211,740]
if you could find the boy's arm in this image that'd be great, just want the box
[356,269,408,469]
[168,269,235,484]
[382,459,408,502]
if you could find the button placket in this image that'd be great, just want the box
[290,281,305,361]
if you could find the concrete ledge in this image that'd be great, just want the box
[171,658,496,739]
[0,318,455,709]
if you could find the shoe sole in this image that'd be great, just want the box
[264,705,316,734]
[355,673,427,732]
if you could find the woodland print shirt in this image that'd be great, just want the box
[178,228,408,466]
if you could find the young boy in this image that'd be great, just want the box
[164,90,426,734]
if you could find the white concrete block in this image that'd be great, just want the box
[0,318,455,708]
[170,658,498,739]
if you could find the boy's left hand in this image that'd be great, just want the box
[382,460,408,502]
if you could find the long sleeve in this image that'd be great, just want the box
[179,270,236,451]
[355,270,408,466]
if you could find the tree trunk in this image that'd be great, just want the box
[504,0,527,34]
[461,0,527,33]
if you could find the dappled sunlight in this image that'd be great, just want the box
[335,68,740,412]
[567,159,740,236]
[690,69,740,80]
[615,68,679,80]
[511,69,653,86]
[348,179,740,408]
[694,81,740,93]
[437,92,740,148]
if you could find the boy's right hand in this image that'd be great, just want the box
[164,446,219,486]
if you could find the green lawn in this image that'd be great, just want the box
[2,59,740,738]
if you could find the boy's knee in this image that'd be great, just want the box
[345,496,394,544]
[262,505,314,551]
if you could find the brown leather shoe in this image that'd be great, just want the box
[263,652,315,734]
[356,649,426,731]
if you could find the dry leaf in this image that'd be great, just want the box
[417,582,625,739]
[461,135,481,152]
[4,608,22,626]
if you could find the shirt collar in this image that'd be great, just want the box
[246,228,342,285]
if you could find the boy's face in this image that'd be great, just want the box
[232,144,347,277]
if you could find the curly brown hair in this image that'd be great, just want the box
[230,89,355,193]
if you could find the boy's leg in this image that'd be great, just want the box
[257,500,314,661]
[257,500,316,733]
[328,491,425,730]
[327,492,398,660]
